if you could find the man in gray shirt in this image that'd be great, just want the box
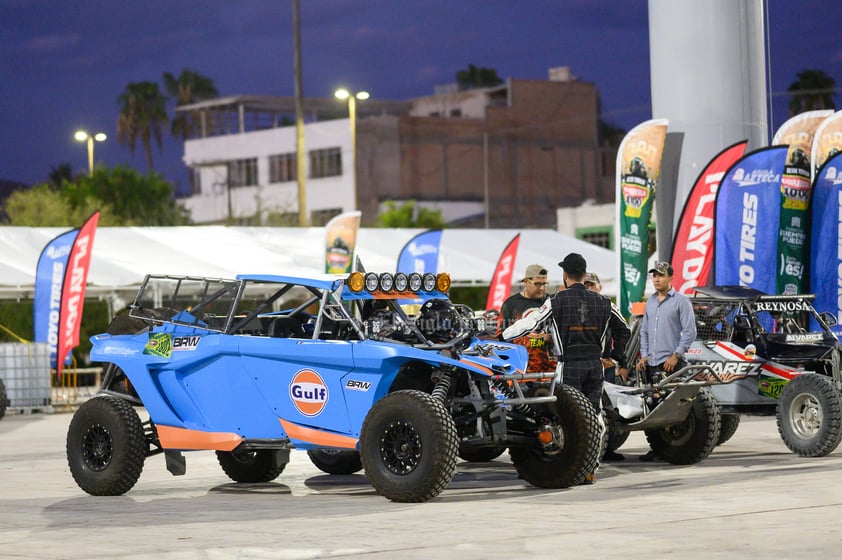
[636,261,696,378]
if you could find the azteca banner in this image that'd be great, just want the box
[809,151,842,337]
[397,229,442,275]
[485,234,520,311]
[714,147,788,293]
[811,110,842,180]
[324,211,361,274]
[671,141,747,294]
[615,119,668,317]
[772,110,832,294]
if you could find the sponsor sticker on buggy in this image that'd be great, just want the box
[290,369,328,416]
[784,333,823,343]
[144,333,172,358]
[345,379,371,391]
[102,346,139,356]
[172,336,201,351]
[754,300,812,313]
[758,373,789,399]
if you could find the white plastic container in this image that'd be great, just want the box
[0,342,52,412]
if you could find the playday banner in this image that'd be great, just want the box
[615,119,668,317]
[714,147,787,294]
[772,110,833,294]
[808,151,842,337]
[34,211,100,377]
[670,141,747,294]
[324,211,361,274]
[484,233,520,312]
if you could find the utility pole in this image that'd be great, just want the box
[292,0,307,226]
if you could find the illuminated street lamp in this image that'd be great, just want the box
[334,89,369,193]
[74,130,107,176]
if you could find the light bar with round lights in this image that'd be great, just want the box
[379,272,394,291]
[422,273,437,292]
[394,272,408,292]
[364,272,380,292]
[408,273,423,292]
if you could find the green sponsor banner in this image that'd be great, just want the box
[616,120,668,317]
[144,332,172,358]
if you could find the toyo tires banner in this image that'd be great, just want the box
[714,147,788,293]
[670,141,748,294]
[809,151,842,337]
[615,119,668,318]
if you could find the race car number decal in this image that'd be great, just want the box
[290,369,329,416]
[144,333,172,358]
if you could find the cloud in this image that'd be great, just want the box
[20,33,81,54]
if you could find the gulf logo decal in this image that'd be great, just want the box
[289,369,328,417]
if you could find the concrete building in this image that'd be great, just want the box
[177,67,618,243]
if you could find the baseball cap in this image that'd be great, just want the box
[522,264,547,281]
[583,272,600,285]
[558,253,587,275]
[649,261,674,276]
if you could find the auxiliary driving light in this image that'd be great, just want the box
[422,273,437,292]
[394,272,409,292]
[347,272,365,292]
[379,272,394,291]
[408,272,423,292]
[364,272,380,292]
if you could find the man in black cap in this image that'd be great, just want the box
[503,252,630,480]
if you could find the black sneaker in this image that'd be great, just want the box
[603,450,625,461]
[639,450,659,462]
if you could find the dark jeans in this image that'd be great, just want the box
[559,359,603,411]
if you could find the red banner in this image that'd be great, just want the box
[485,234,520,311]
[56,211,100,378]
[670,141,747,294]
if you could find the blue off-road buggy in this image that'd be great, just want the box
[66,272,601,502]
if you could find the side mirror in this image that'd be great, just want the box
[820,311,838,327]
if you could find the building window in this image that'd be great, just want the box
[269,153,297,183]
[576,226,613,250]
[311,207,342,227]
[309,147,342,179]
[189,167,201,195]
[228,158,258,188]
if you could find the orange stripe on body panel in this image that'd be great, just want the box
[279,418,359,449]
[156,425,242,451]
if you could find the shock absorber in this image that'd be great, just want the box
[431,368,453,402]
[493,379,533,415]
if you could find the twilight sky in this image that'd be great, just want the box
[1,0,840,193]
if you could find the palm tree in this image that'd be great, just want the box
[787,69,837,115]
[163,69,219,141]
[456,64,503,91]
[116,81,169,172]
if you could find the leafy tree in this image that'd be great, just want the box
[456,64,503,90]
[163,69,219,141]
[48,163,74,188]
[787,69,837,115]
[4,166,190,226]
[374,200,445,228]
[117,81,169,172]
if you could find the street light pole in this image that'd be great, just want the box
[334,89,369,201]
[74,130,106,176]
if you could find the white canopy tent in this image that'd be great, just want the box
[0,226,619,304]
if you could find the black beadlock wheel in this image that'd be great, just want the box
[776,374,842,457]
[66,396,147,495]
[307,449,363,475]
[509,384,601,488]
[645,387,721,465]
[717,413,741,446]
[360,390,458,503]
[216,449,290,483]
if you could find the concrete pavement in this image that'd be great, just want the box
[2,410,842,559]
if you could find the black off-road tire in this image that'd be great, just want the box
[509,384,601,488]
[66,396,147,495]
[0,378,8,421]
[216,449,289,483]
[458,442,507,463]
[602,392,630,454]
[360,390,458,502]
[717,413,741,446]
[307,449,363,474]
[776,374,842,457]
[645,387,721,465]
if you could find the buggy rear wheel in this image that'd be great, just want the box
[66,396,146,495]
[307,449,363,474]
[717,413,741,446]
[360,390,458,502]
[776,374,842,457]
[509,384,601,488]
[645,387,720,465]
[216,449,289,483]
